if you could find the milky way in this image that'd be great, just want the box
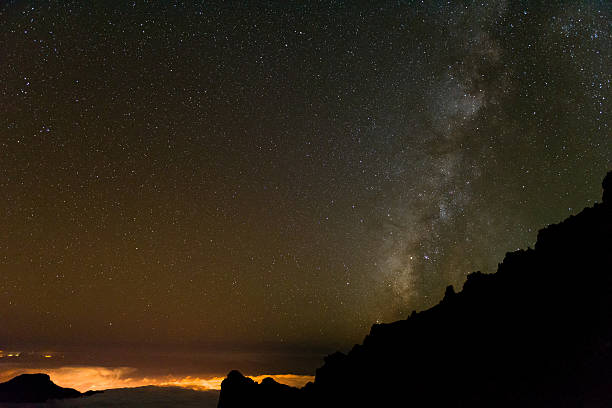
[0,1,610,363]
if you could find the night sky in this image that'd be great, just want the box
[1,0,611,383]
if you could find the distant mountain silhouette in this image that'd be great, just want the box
[0,373,101,403]
[218,170,612,408]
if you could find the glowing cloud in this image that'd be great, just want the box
[0,366,314,392]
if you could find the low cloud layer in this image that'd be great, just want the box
[0,366,313,392]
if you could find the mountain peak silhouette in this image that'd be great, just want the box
[218,170,612,408]
[0,373,101,403]
[603,170,612,204]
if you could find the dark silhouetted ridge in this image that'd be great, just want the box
[0,373,101,403]
[217,371,303,408]
[218,170,612,408]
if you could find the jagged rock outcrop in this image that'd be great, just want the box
[218,171,612,408]
[217,370,307,408]
[0,373,101,403]
[603,171,612,204]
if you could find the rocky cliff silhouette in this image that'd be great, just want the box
[0,373,101,403]
[218,171,612,408]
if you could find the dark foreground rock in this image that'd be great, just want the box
[217,370,304,408]
[0,373,102,403]
[219,170,612,408]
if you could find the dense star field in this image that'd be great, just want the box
[0,0,610,372]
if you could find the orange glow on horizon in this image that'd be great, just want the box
[0,366,314,392]
[158,373,314,391]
